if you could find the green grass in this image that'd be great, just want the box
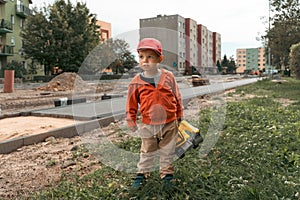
[28,78,300,199]
[235,77,300,101]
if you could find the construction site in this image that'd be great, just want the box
[0,72,258,198]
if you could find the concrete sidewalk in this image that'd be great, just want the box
[31,77,259,120]
[0,77,259,154]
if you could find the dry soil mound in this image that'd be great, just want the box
[37,72,90,92]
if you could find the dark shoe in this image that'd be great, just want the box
[162,174,174,188]
[131,173,146,189]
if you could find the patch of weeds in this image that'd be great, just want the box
[116,137,141,153]
[226,92,234,97]
[46,160,57,167]
[290,100,300,110]
[114,126,128,137]
[71,144,89,159]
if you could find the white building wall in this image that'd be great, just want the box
[189,19,198,67]
[140,14,221,74]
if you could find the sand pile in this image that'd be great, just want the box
[37,72,90,92]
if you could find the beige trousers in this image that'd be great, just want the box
[137,120,178,178]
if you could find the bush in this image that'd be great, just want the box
[289,42,300,79]
[1,60,27,79]
[33,75,54,82]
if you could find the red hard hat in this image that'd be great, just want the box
[137,38,162,55]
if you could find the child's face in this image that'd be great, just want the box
[138,49,161,72]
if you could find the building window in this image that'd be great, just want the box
[20,19,25,28]
[11,36,15,46]
[11,15,14,25]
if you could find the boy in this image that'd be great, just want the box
[126,38,183,189]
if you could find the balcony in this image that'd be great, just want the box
[0,0,7,4]
[0,19,13,34]
[15,4,31,18]
[0,45,14,56]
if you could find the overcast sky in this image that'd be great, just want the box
[31,0,270,58]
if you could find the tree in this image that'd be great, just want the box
[21,0,100,75]
[227,56,236,74]
[121,51,138,72]
[264,0,300,69]
[21,10,52,75]
[289,42,300,79]
[108,39,138,74]
[4,61,27,78]
[216,60,222,73]
[48,0,100,72]
[80,38,137,75]
[221,55,229,74]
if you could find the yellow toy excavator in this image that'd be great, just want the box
[176,120,203,159]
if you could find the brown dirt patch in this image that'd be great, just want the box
[0,116,77,142]
[0,135,101,199]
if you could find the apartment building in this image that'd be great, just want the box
[0,0,31,74]
[139,14,186,73]
[197,24,221,74]
[96,20,111,42]
[140,14,221,74]
[185,18,198,73]
[236,47,265,73]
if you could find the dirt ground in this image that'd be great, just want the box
[0,116,77,142]
[0,73,251,199]
[0,96,215,200]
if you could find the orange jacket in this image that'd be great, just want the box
[126,69,183,128]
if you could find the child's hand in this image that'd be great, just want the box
[128,126,139,137]
[177,117,182,124]
[130,126,138,132]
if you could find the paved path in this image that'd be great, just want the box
[0,77,261,154]
[32,77,260,120]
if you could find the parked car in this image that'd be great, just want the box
[263,69,278,75]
